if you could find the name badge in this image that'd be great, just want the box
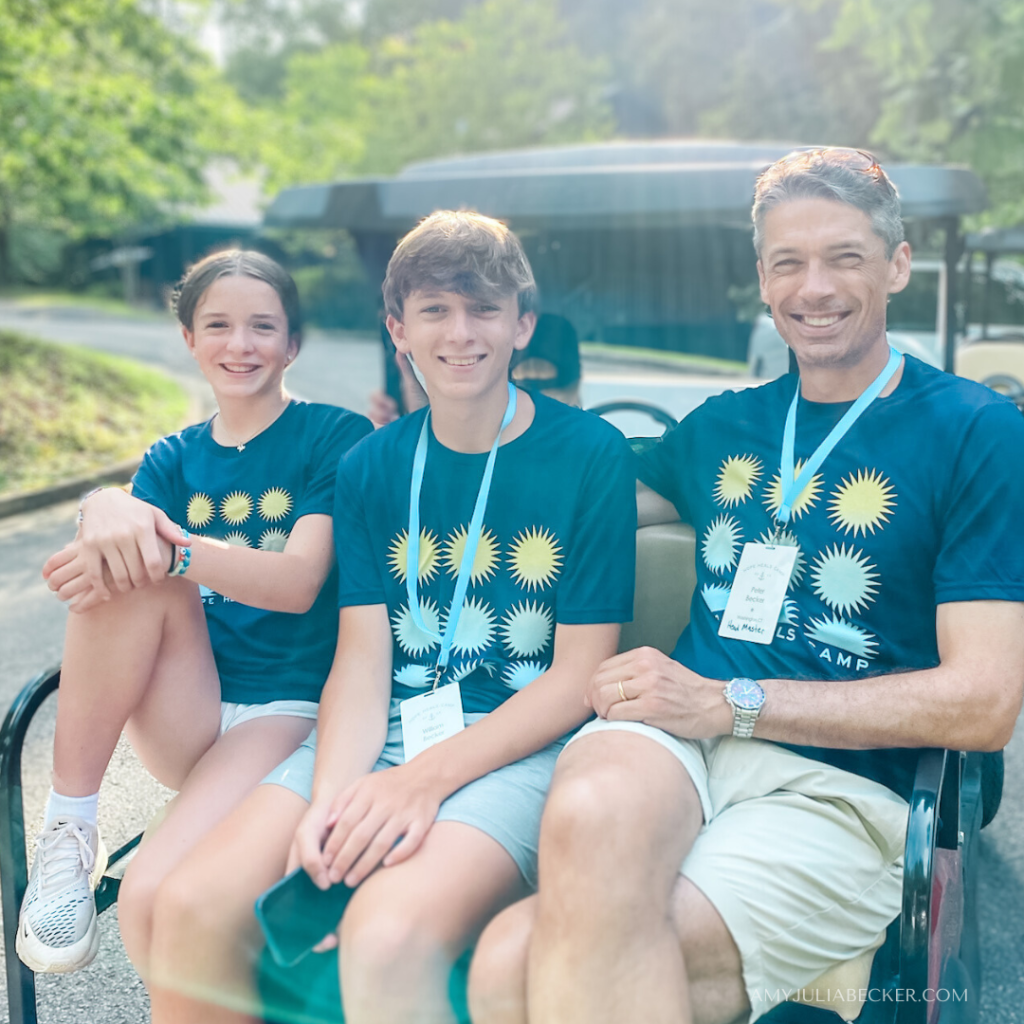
[399,683,465,761]
[718,543,797,646]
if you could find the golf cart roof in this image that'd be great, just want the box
[264,140,988,232]
[965,226,1024,254]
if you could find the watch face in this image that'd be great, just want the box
[726,678,764,711]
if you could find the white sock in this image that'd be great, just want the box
[44,789,99,828]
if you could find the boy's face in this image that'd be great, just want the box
[387,289,535,403]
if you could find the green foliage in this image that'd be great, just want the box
[0,0,246,282]
[257,0,614,191]
[0,331,189,494]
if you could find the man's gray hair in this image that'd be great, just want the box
[752,150,904,258]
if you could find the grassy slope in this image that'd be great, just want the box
[0,330,189,495]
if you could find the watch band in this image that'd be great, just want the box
[731,706,760,739]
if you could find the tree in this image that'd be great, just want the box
[257,0,614,192]
[0,0,245,284]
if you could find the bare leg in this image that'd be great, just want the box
[53,577,221,796]
[147,783,309,1024]
[340,820,528,1024]
[471,882,748,1024]
[526,732,704,1024]
[119,715,314,972]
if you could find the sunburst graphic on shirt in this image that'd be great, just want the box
[224,531,251,547]
[186,493,215,529]
[701,583,731,612]
[763,460,823,521]
[500,601,553,657]
[508,527,563,591]
[779,598,800,626]
[221,491,253,525]
[258,487,293,522]
[828,469,897,537]
[259,527,289,552]
[450,659,499,683]
[702,514,742,575]
[443,525,500,585]
[504,661,546,691]
[447,597,496,657]
[394,663,432,689]
[810,544,879,616]
[805,613,878,659]
[387,529,441,584]
[714,454,763,507]
[757,527,805,588]
[391,598,440,657]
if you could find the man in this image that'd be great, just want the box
[468,149,1024,1024]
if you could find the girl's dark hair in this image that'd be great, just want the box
[172,249,303,349]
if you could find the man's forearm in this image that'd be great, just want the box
[756,664,1019,752]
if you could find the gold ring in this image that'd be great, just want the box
[617,680,627,702]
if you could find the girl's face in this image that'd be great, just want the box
[183,275,298,402]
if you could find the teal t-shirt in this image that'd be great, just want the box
[132,400,373,703]
[332,393,637,714]
[638,356,1024,800]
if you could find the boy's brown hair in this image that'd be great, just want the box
[383,210,537,320]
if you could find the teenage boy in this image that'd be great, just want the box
[142,210,637,1024]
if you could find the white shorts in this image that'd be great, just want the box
[568,720,908,1022]
[219,699,319,735]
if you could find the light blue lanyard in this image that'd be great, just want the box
[777,346,901,527]
[406,382,517,688]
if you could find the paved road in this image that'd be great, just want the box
[1,306,1023,1022]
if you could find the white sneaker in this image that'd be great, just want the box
[16,816,109,973]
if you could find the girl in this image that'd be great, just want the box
[16,250,372,978]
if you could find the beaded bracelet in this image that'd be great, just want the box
[168,528,192,577]
[76,487,105,526]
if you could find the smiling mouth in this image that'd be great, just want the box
[221,363,260,374]
[791,312,851,328]
[440,355,485,367]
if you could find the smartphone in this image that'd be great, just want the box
[255,867,357,968]
[380,320,408,417]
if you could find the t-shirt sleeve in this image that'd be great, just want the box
[130,437,180,520]
[635,418,695,524]
[333,446,388,607]
[556,430,637,623]
[295,408,374,519]
[934,399,1024,603]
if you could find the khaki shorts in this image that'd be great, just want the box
[569,721,908,1022]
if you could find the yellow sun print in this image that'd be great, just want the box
[224,531,251,547]
[221,492,253,525]
[186,493,215,529]
[714,455,763,507]
[258,487,293,522]
[443,525,500,584]
[828,469,897,537]
[764,460,823,520]
[508,527,563,591]
[387,529,440,583]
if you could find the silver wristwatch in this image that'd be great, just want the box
[723,678,766,738]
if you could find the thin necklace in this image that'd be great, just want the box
[214,403,288,452]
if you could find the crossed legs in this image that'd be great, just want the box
[469,731,749,1024]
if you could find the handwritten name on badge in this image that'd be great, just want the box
[718,543,797,646]
[400,682,465,761]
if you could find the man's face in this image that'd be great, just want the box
[757,197,911,371]
[387,289,534,403]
